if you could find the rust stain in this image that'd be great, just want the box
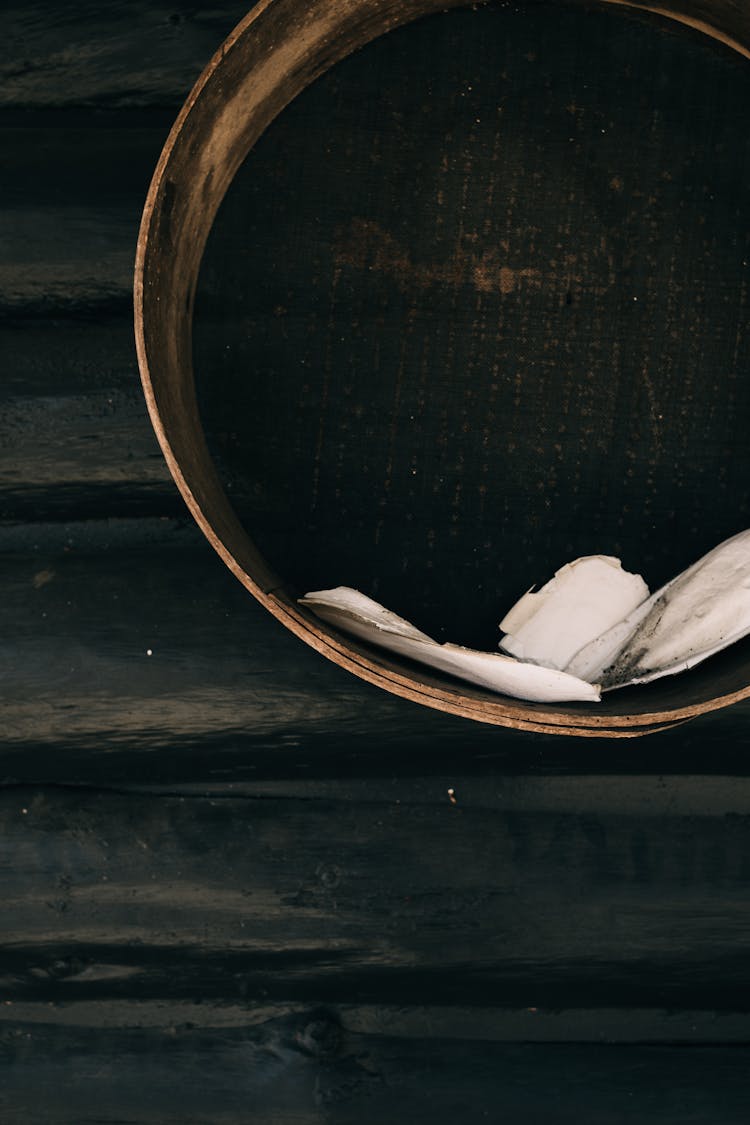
[335,218,543,297]
[497,264,541,295]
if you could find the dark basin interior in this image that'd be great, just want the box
[193,0,750,655]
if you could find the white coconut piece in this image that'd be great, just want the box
[300,587,601,704]
[564,595,655,683]
[604,529,750,689]
[300,586,435,644]
[498,555,649,671]
[567,529,750,689]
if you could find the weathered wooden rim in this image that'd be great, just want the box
[134,0,750,737]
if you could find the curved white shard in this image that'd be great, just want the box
[300,587,601,704]
[300,586,435,643]
[567,529,750,689]
[499,555,649,671]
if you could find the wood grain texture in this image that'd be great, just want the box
[2,517,750,786]
[2,1020,750,1123]
[0,3,252,109]
[0,118,184,520]
[4,749,750,1116]
[0,115,172,310]
[3,2,750,1114]
[3,782,750,1013]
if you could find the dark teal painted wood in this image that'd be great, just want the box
[3,2,750,1119]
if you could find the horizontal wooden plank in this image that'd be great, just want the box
[0,204,137,308]
[3,782,750,1010]
[1,1016,748,1123]
[2,517,750,782]
[0,116,169,308]
[5,999,750,1043]
[0,385,174,521]
[0,119,178,518]
[0,3,250,109]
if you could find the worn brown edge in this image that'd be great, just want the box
[606,0,750,57]
[134,0,750,737]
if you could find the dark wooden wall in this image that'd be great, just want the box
[3,2,750,1121]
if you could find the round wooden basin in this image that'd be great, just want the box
[135,0,750,736]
